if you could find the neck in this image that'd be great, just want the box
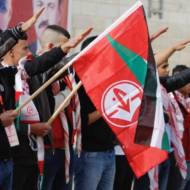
[2,58,15,67]
[178,90,188,97]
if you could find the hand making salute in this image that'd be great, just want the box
[0,7,45,190]
[0,25,91,190]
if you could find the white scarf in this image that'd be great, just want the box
[161,85,187,179]
[54,69,81,183]
[15,57,45,176]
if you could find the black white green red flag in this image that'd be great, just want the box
[73,1,168,177]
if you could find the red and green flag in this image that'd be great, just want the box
[73,1,168,177]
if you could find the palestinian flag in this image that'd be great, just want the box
[73,1,168,177]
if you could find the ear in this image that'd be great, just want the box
[9,49,14,57]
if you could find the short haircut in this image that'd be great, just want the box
[46,25,70,39]
[172,65,189,75]
[80,36,97,51]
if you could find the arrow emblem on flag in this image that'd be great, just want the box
[102,81,143,128]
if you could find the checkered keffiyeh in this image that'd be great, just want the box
[161,86,187,179]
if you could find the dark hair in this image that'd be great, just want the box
[172,65,189,75]
[46,25,70,39]
[80,36,97,51]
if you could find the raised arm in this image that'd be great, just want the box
[155,39,190,67]
[160,68,190,92]
[150,27,168,42]
[24,27,93,76]
[0,8,44,59]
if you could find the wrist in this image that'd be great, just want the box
[11,23,27,40]
[16,22,24,33]
[61,46,70,54]
[28,124,31,135]
[0,117,3,127]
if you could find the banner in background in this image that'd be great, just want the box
[0,0,70,45]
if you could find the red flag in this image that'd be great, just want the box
[73,1,167,177]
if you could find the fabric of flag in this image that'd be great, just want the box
[73,1,167,177]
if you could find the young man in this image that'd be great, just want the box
[172,65,190,190]
[0,9,44,190]
[39,25,75,190]
[0,26,91,190]
[74,36,116,190]
[155,41,190,190]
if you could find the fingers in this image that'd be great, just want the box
[173,39,190,51]
[150,27,168,42]
[176,39,190,46]
[30,123,51,136]
[80,27,93,39]
[33,7,45,21]
[61,27,93,53]
[181,39,190,46]
[76,27,93,44]
[21,7,45,32]
[11,110,19,117]
[41,124,51,136]
[160,27,169,33]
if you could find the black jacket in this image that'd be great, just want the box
[78,85,115,152]
[0,26,27,59]
[12,47,66,165]
[160,68,190,92]
[0,47,66,161]
[0,26,27,160]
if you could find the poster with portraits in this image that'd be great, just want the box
[0,0,71,52]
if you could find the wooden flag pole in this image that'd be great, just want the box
[15,60,73,113]
[47,81,82,125]
[14,27,93,113]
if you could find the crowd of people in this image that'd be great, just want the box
[1,4,190,190]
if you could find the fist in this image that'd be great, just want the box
[0,110,18,127]
[30,122,51,136]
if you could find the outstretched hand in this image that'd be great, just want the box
[150,27,168,42]
[61,27,93,53]
[21,7,45,32]
[173,40,190,51]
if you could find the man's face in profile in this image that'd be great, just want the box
[33,0,60,39]
[0,0,12,30]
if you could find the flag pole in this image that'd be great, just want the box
[47,81,82,125]
[15,60,73,113]
[14,27,92,113]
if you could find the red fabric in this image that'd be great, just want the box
[64,75,76,145]
[52,116,65,148]
[182,110,190,161]
[174,92,190,161]
[73,3,167,177]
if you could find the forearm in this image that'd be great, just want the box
[24,47,67,76]
[160,68,190,92]
[0,26,27,58]
[88,111,101,125]
[155,47,175,67]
